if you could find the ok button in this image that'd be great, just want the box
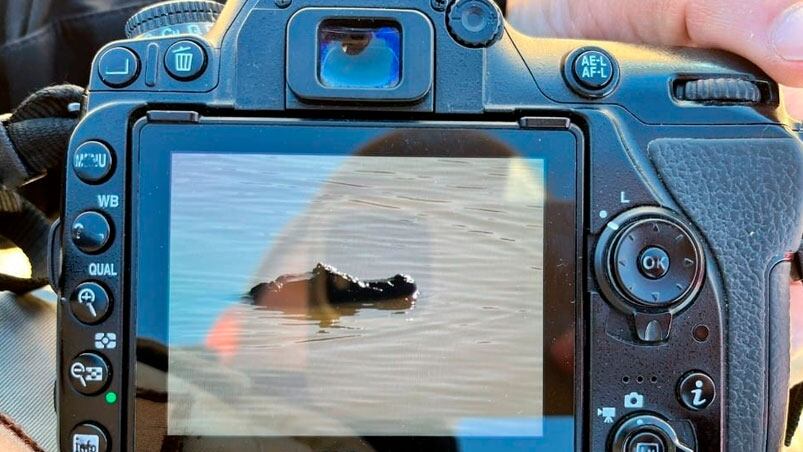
[638,247,670,279]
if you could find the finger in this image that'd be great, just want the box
[507,0,803,87]
[791,282,803,383]
[783,86,803,119]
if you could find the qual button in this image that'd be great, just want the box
[70,282,111,325]
[165,40,207,81]
[73,141,114,184]
[97,47,140,88]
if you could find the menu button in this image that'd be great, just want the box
[73,142,113,184]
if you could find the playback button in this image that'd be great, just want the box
[97,47,140,88]
[70,282,111,325]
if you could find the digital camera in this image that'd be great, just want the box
[54,0,803,451]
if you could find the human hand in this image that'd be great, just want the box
[507,0,803,118]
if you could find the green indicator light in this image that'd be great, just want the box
[105,391,118,404]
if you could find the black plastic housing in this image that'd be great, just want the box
[56,0,803,451]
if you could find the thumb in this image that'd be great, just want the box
[784,86,803,118]
[507,0,803,88]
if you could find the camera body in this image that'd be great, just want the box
[55,0,803,451]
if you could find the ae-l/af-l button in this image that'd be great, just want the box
[564,47,620,98]
[573,50,614,89]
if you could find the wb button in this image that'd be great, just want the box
[638,247,670,280]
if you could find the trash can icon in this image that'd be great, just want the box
[173,47,194,72]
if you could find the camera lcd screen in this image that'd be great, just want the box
[134,121,577,451]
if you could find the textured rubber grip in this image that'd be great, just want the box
[648,137,803,452]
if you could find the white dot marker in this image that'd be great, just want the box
[600,210,609,219]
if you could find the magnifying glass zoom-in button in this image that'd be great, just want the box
[69,282,111,325]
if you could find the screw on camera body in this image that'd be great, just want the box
[431,0,448,12]
[275,0,291,8]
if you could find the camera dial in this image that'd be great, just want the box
[124,0,224,39]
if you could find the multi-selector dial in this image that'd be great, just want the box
[595,207,705,314]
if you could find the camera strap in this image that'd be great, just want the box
[0,84,84,294]
[787,239,803,446]
[789,381,803,446]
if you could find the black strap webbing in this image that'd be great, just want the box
[788,239,803,445]
[0,84,83,294]
[788,382,803,446]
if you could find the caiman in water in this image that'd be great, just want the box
[247,263,418,308]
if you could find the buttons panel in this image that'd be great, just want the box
[92,38,216,92]
[62,102,124,452]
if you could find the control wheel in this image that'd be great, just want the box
[595,207,705,314]
[609,413,693,452]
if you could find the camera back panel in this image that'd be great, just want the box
[56,1,803,451]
